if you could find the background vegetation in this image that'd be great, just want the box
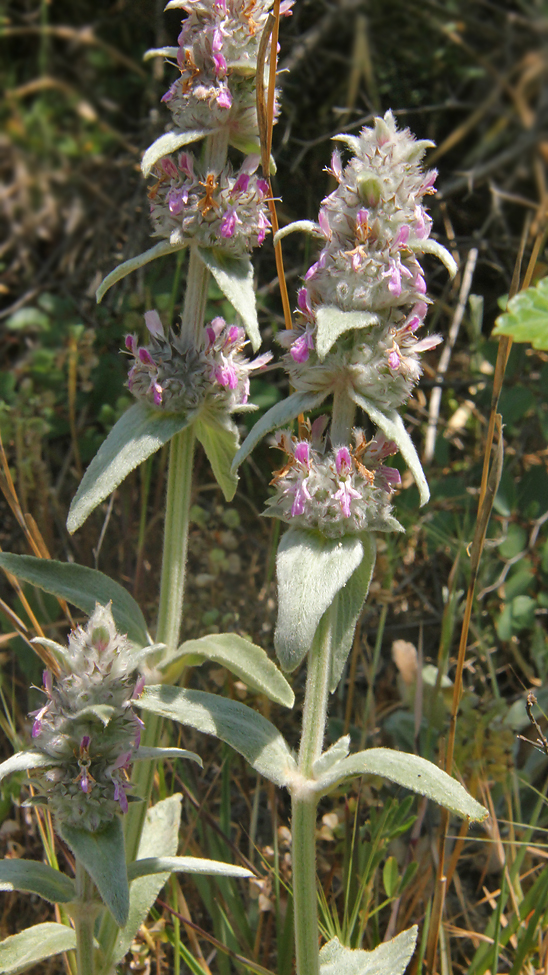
[1,0,548,972]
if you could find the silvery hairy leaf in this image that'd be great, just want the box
[137,687,297,788]
[314,747,488,820]
[127,856,252,881]
[349,393,430,506]
[329,532,376,691]
[141,130,216,177]
[0,554,149,648]
[0,922,76,975]
[231,391,328,473]
[195,411,239,502]
[96,240,187,303]
[274,528,364,672]
[197,247,260,351]
[160,632,294,708]
[60,818,129,928]
[315,307,379,360]
[0,750,55,783]
[67,402,196,534]
[108,795,182,970]
[0,860,75,904]
[320,927,418,975]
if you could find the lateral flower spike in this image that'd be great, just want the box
[4,604,197,833]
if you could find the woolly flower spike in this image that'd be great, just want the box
[280,302,442,413]
[304,110,443,313]
[156,0,293,146]
[265,427,403,537]
[26,604,147,831]
[149,154,271,255]
[126,311,272,413]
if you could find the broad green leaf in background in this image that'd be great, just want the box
[137,686,297,787]
[350,393,430,506]
[196,247,260,351]
[127,857,252,881]
[314,748,488,820]
[492,277,548,349]
[195,411,239,502]
[161,632,295,708]
[0,923,76,975]
[0,860,75,904]
[67,402,197,533]
[60,818,129,927]
[108,795,182,970]
[0,554,149,647]
[232,390,329,471]
[96,240,187,303]
[0,750,55,783]
[329,533,376,691]
[275,528,364,672]
[315,308,379,360]
[320,927,418,975]
[141,129,216,177]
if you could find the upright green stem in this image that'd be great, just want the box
[74,863,97,975]
[331,387,356,446]
[98,127,229,970]
[292,608,334,975]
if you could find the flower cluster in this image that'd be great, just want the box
[149,153,271,255]
[126,310,271,413]
[157,0,293,148]
[28,604,146,831]
[265,421,403,537]
[278,111,445,410]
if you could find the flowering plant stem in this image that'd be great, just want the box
[74,862,98,975]
[292,605,335,975]
[97,133,228,964]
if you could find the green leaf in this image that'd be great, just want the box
[161,632,294,708]
[137,686,297,787]
[196,247,260,351]
[314,748,488,820]
[0,923,76,975]
[0,750,55,783]
[329,533,376,691]
[0,554,149,648]
[413,238,458,278]
[127,856,252,881]
[319,928,418,975]
[275,529,364,672]
[96,241,187,303]
[110,795,182,968]
[350,393,430,506]
[60,818,129,927]
[141,130,216,177]
[67,402,196,533]
[315,307,379,360]
[492,277,548,349]
[231,390,328,472]
[195,411,239,501]
[383,856,400,898]
[134,746,203,767]
[0,860,75,904]
[312,735,350,778]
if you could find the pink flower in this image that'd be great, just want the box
[290,332,314,363]
[144,310,164,338]
[220,208,240,238]
[216,85,232,109]
[232,173,250,194]
[294,441,310,466]
[335,446,352,476]
[161,158,179,180]
[388,349,401,370]
[139,348,155,366]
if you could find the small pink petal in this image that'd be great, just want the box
[144,310,164,338]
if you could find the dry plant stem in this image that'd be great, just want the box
[74,863,97,975]
[423,246,478,464]
[256,4,292,333]
[292,607,334,975]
